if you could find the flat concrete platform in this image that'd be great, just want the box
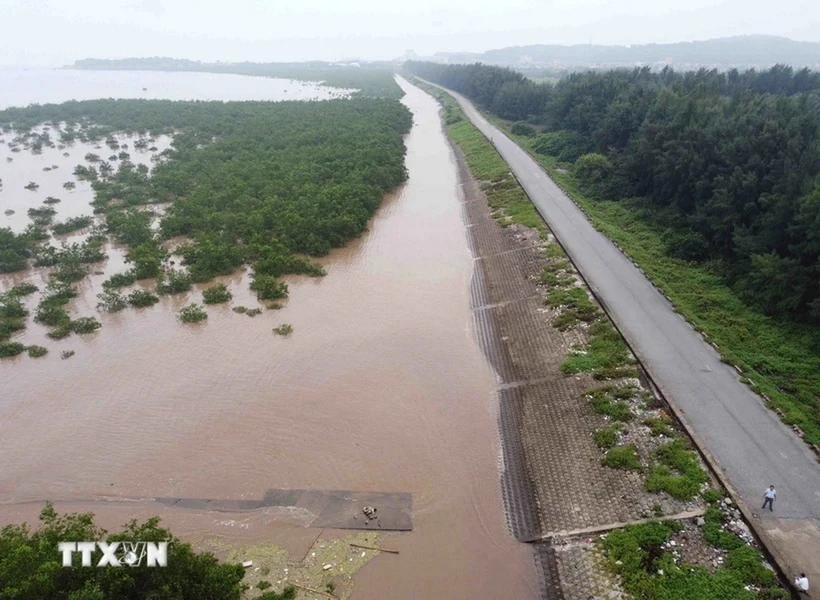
[155,489,413,532]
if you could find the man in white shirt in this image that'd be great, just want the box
[794,573,809,594]
[762,485,776,512]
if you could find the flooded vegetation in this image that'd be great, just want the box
[0,95,412,356]
[0,72,536,598]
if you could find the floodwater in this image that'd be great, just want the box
[0,68,349,109]
[0,73,537,598]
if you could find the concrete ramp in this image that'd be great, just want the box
[155,488,413,531]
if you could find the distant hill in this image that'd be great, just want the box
[428,36,820,69]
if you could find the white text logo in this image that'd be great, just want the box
[58,542,168,567]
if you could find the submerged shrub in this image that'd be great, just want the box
[273,323,293,336]
[0,318,25,339]
[202,283,232,304]
[96,289,127,313]
[251,273,288,300]
[26,345,48,357]
[35,304,71,327]
[8,283,38,297]
[71,317,101,334]
[0,341,26,357]
[27,206,56,219]
[127,289,159,307]
[52,216,94,235]
[179,303,207,323]
[103,270,137,289]
[250,274,288,301]
[157,270,193,295]
[124,239,167,278]
[0,295,28,319]
[47,323,73,340]
[52,261,88,283]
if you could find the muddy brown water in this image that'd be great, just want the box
[0,76,537,598]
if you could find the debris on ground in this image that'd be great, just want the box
[220,532,387,599]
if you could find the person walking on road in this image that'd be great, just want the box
[762,485,777,511]
[794,573,809,594]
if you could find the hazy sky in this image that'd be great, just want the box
[1,0,818,66]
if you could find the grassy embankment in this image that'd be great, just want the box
[478,114,820,450]
[421,79,709,496]
[417,77,786,600]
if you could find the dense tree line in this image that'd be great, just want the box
[0,98,412,298]
[406,61,820,322]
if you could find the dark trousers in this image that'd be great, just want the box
[762,497,774,511]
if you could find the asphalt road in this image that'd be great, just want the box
[431,81,820,522]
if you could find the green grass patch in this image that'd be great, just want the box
[645,440,709,500]
[586,385,634,421]
[602,445,641,470]
[644,416,674,437]
[593,425,621,448]
[561,321,636,378]
[601,520,782,600]
[546,286,598,320]
[702,488,722,503]
[702,506,746,550]
[553,311,580,330]
[544,242,565,258]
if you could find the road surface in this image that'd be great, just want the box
[422,79,820,583]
